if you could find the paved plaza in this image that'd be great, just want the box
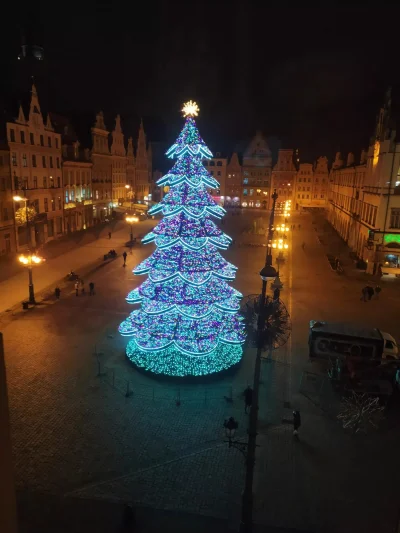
[2,210,400,532]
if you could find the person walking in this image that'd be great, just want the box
[108,231,112,239]
[74,281,79,296]
[375,285,382,300]
[89,282,95,296]
[244,385,253,414]
[367,286,374,300]
[123,251,127,266]
[293,410,301,437]
[55,287,61,299]
[80,279,85,295]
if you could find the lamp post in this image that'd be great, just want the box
[125,215,139,243]
[18,253,43,305]
[125,184,134,212]
[240,189,278,533]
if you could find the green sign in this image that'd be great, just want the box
[384,233,400,244]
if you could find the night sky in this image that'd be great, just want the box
[2,2,400,166]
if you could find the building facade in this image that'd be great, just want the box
[271,149,296,207]
[294,156,329,210]
[225,152,242,206]
[327,90,400,275]
[62,143,93,232]
[203,153,228,205]
[110,115,127,203]
[0,148,16,254]
[7,84,63,249]
[91,111,112,221]
[135,120,150,201]
[242,131,272,209]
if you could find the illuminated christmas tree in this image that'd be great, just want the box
[119,101,245,376]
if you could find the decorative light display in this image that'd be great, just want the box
[119,105,245,376]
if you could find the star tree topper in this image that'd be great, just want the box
[182,100,200,118]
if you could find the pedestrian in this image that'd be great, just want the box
[108,231,112,239]
[80,279,85,295]
[301,242,306,250]
[293,410,301,437]
[375,285,382,300]
[55,287,61,299]
[123,251,127,266]
[360,287,367,301]
[89,282,95,296]
[367,286,374,300]
[122,503,135,530]
[244,385,253,414]
[74,280,79,296]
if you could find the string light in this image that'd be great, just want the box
[119,109,245,376]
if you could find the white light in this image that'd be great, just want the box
[182,100,200,117]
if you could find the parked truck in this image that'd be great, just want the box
[309,321,399,363]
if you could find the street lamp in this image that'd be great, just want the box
[125,215,139,242]
[239,189,278,533]
[18,253,44,305]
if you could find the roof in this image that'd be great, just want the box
[310,321,382,340]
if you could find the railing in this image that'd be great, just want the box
[95,357,247,407]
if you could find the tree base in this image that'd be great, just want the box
[125,340,243,377]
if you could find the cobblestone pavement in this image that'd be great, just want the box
[0,218,156,314]
[3,209,400,532]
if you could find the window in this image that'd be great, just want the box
[56,157,60,169]
[306,195,309,199]
[216,161,222,167]
[32,199,39,213]
[10,129,15,142]
[249,189,254,196]
[48,137,52,147]
[320,194,324,199]
[12,153,17,166]
[44,198,49,212]
[20,131,25,143]
[307,187,310,191]
[32,154,37,167]
[243,189,248,196]
[71,189,75,201]
[95,190,99,200]
[243,178,248,185]
[30,133,34,145]
[55,138,59,149]
[297,194,300,198]
[51,198,55,211]
[42,155,46,168]
[209,161,215,166]
[0,179,5,191]
[390,208,400,228]
[22,154,27,167]
[40,135,44,146]
[217,171,221,176]
[57,176,61,188]
[58,196,62,210]
[65,190,69,204]
[3,207,9,220]
[43,177,47,188]
[33,176,38,188]
[50,156,53,168]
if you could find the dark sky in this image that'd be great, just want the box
[2,2,400,165]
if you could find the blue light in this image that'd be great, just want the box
[119,113,245,376]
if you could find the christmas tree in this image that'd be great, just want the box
[119,101,245,376]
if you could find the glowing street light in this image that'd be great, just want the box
[125,215,139,243]
[18,253,44,304]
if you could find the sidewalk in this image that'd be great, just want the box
[0,220,155,314]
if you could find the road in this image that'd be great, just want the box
[2,209,400,532]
